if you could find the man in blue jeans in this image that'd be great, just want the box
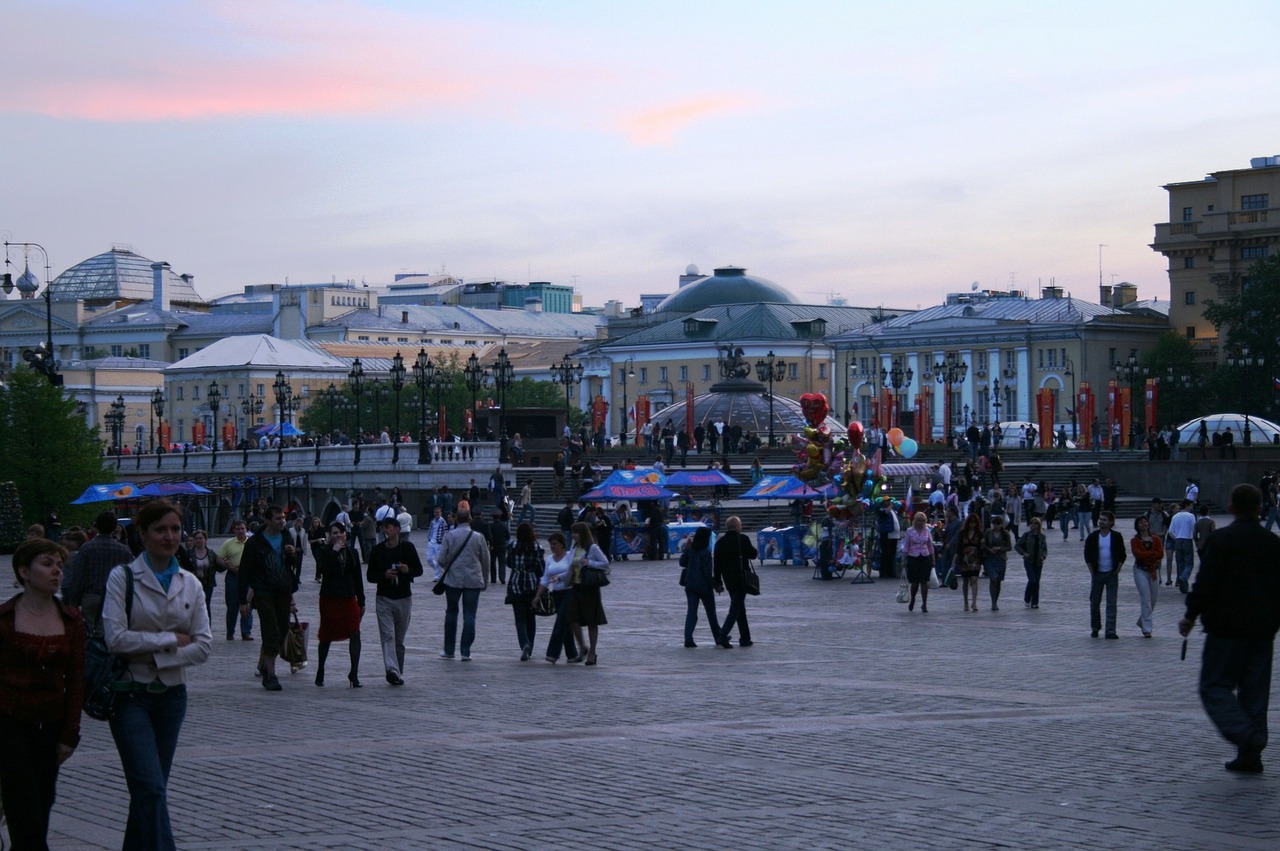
[1180,483,1280,774]
[437,506,490,661]
[1167,499,1198,593]
[1084,511,1126,639]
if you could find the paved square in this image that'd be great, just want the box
[33,521,1280,850]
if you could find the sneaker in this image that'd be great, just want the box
[385,672,405,686]
[460,654,471,662]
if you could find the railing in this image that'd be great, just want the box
[107,441,503,474]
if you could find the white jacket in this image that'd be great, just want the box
[104,554,212,687]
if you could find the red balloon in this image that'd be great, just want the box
[847,421,864,449]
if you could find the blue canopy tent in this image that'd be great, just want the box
[581,481,681,502]
[739,475,826,501]
[254,423,305,437]
[70,482,141,504]
[134,481,213,498]
[664,469,741,488]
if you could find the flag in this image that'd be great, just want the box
[1273,377,1280,391]
[905,484,914,517]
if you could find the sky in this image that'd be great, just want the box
[4,0,1280,311]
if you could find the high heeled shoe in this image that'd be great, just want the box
[567,654,586,664]
[585,653,598,666]
[314,670,325,687]
[348,673,362,688]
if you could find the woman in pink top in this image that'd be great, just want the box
[902,512,936,613]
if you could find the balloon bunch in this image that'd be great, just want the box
[885,427,919,459]
[792,393,836,482]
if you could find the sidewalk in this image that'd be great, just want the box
[7,519,1275,850]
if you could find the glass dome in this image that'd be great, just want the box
[51,247,205,305]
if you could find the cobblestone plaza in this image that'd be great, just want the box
[24,522,1280,850]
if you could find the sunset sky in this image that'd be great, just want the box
[4,0,1279,309]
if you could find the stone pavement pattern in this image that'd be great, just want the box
[24,522,1280,850]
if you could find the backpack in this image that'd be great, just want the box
[83,565,134,721]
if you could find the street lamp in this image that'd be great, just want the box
[1226,346,1265,445]
[240,388,264,446]
[933,352,968,442]
[272,371,294,467]
[3,241,62,386]
[412,349,434,464]
[1114,354,1148,448]
[207,381,222,468]
[348,358,365,464]
[880,357,913,433]
[105,394,126,455]
[368,378,390,438]
[754,350,787,448]
[1063,357,1078,441]
[463,352,489,426]
[991,377,1003,424]
[390,351,406,464]
[619,358,635,446]
[151,387,166,455]
[491,347,514,462]
[549,353,584,431]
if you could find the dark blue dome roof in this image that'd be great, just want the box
[655,266,798,312]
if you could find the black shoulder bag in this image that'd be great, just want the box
[83,565,135,721]
[740,534,761,596]
[433,531,474,595]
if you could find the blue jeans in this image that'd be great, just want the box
[517,504,536,525]
[684,587,724,644]
[1199,634,1273,751]
[1173,538,1195,584]
[511,597,537,650]
[1022,559,1043,606]
[443,587,481,656]
[223,572,252,638]
[1089,570,1119,635]
[109,686,188,851]
[544,590,578,660]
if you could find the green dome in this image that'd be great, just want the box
[656,266,798,313]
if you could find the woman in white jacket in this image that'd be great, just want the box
[104,500,212,851]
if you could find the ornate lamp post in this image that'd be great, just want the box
[933,352,968,441]
[463,352,489,428]
[348,358,365,464]
[3,240,62,385]
[491,347,514,463]
[322,383,341,435]
[549,353,584,432]
[1226,345,1265,445]
[412,349,434,464]
[754,350,787,447]
[207,381,222,468]
[1063,357,1078,440]
[272,371,294,467]
[991,377,1003,424]
[105,394,126,455]
[1114,354,1148,448]
[368,378,390,437]
[240,387,263,453]
[880,357,913,433]
[389,351,406,464]
[151,387,166,456]
[619,358,635,446]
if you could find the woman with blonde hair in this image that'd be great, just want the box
[901,511,936,613]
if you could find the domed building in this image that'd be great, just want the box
[654,265,800,313]
[51,246,205,308]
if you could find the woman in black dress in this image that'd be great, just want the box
[713,516,758,646]
[313,523,365,687]
[567,522,609,665]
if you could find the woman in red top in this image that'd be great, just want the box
[1131,515,1164,637]
[0,538,86,850]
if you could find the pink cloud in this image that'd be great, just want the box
[614,95,756,146]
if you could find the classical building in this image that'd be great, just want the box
[1151,155,1280,361]
[828,287,1168,441]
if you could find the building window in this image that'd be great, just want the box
[679,365,688,382]
[192,384,200,400]
[702,365,711,381]
[1108,348,1116,366]
[257,384,265,397]
[237,383,245,396]
[818,363,827,379]
[357,335,369,341]
[659,366,668,382]
[1038,349,1044,369]
[1182,206,1193,222]
[1186,326,1196,339]
[787,363,798,380]
[377,336,389,343]
[1184,256,1195,269]
[1241,194,1269,210]
[1004,351,1016,372]
[110,345,122,357]
[138,344,150,359]
[1242,246,1268,260]
[176,386,184,401]
[178,348,189,359]
[1185,291,1196,305]
[639,368,648,384]
[398,337,409,344]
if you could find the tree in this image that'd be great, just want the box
[1138,332,1205,426]
[0,366,112,528]
[1202,254,1280,416]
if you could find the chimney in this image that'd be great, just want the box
[1041,286,1063,299]
[151,262,170,312]
[1112,282,1138,308]
[1099,284,1113,307]
[524,297,543,313]
[401,310,409,323]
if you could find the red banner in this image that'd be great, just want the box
[880,389,895,430]
[464,408,474,435]
[222,421,236,450]
[1035,388,1055,448]
[1120,387,1132,448]
[192,420,206,447]
[158,421,171,449]
[438,404,447,440]
[592,396,609,431]
[1144,378,1158,435]
[1077,383,1095,450]
[635,397,651,446]
[1107,380,1120,447]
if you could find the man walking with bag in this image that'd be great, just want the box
[1179,484,1280,774]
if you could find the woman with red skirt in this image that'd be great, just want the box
[313,523,366,687]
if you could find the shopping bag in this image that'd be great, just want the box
[281,612,309,673]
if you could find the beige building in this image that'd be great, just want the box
[1151,155,1280,361]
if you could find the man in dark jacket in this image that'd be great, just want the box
[1083,511,1126,639]
[367,516,424,685]
[62,511,135,636]
[238,505,299,690]
[1179,484,1280,774]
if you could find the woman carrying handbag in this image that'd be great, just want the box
[713,516,759,647]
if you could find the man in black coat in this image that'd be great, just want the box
[1083,511,1126,639]
[1180,484,1280,774]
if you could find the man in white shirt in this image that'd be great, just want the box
[1084,512,1126,638]
[1185,477,1200,505]
[396,503,413,541]
[1168,499,1198,593]
[1020,477,1038,520]
[374,499,396,544]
